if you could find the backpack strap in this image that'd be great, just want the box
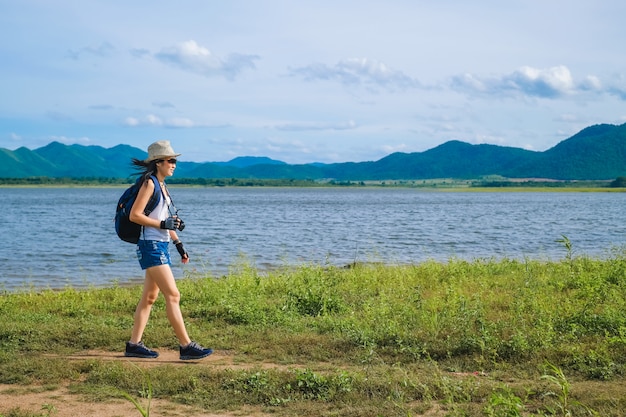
[140,175,162,241]
[144,175,162,215]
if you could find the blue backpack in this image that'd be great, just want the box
[115,175,162,243]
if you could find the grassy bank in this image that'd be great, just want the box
[1,248,625,416]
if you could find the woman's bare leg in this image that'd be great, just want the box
[130,272,160,344]
[142,264,191,346]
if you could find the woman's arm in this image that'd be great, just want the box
[129,178,161,228]
[170,230,189,263]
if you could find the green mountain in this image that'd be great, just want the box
[504,124,626,179]
[0,146,57,177]
[0,141,148,178]
[329,141,540,180]
[1,123,625,180]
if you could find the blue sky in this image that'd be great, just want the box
[1,1,625,163]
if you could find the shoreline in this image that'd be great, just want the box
[2,183,625,192]
[3,253,623,294]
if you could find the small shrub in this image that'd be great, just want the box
[292,368,354,401]
[484,385,525,417]
[540,362,598,416]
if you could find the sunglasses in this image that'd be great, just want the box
[159,158,177,164]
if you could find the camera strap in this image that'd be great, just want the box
[160,181,179,218]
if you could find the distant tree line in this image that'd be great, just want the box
[2,176,626,188]
[473,178,625,188]
[610,176,626,187]
[0,177,132,185]
[0,176,322,187]
[167,177,321,187]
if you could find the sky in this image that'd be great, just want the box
[1,1,626,164]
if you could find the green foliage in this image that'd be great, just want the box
[484,385,525,416]
[0,177,131,185]
[0,404,57,417]
[292,368,354,401]
[540,362,599,416]
[219,367,354,406]
[610,176,626,187]
[2,250,626,416]
[473,179,612,188]
[0,177,321,187]
[6,251,626,368]
[285,267,345,317]
[117,366,152,417]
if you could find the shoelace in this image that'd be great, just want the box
[186,341,202,350]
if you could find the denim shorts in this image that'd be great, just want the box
[136,240,171,270]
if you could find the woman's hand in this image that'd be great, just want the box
[173,240,189,264]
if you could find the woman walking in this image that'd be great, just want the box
[125,140,213,360]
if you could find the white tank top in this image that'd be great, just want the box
[141,187,171,242]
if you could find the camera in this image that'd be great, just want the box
[177,218,185,231]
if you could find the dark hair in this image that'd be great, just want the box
[131,158,160,182]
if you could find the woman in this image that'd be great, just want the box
[125,140,213,360]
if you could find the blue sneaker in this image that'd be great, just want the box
[180,341,213,360]
[125,341,159,359]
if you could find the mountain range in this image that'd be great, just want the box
[1,123,625,180]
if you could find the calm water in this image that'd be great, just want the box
[2,187,625,290]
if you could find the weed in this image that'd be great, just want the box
[221,369,284,405]
[117,365,153,417]
[540,362,598,416]
[0,403,57,417]
[484,385,525,416]
[292,368,354,401]
[556,235,574,264]
[285,267,345,317]
[40,405,56,417]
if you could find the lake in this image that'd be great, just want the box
[2,187,625,290]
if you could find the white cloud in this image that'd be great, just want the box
[606,74,626,100]
[509,66,575,97]
[154,40,259,80]
[579,75,602,91]
[145,114,163,126]
[289,58,420,92]
[450,73,487,93]
[450,65,611,99]
[123,117,140,127]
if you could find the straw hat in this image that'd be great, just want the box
[145,140,181,163]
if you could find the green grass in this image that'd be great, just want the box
[1,247,626,416]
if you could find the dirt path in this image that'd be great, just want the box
[0,350,454,416]
[0,350,272,417]
[64,348,236,368]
